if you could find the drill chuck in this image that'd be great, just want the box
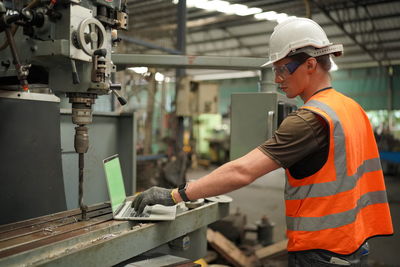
[74,126,89,154]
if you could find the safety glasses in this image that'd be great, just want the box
[272,61,303,79]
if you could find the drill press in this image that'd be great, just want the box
[0,0,128,221]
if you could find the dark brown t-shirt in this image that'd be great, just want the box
[258,109,329,179]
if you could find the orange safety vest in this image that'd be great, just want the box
[285,89,393,254]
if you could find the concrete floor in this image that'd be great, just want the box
[187,166,400,266]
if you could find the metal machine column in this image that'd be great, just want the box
[0,91,67,224]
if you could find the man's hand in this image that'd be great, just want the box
[132,186,176,214]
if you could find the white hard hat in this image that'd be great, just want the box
[262,17,343,67]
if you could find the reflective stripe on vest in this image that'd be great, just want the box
[285,99,385,231]
[287,190,388,231]
[285,99,382,201]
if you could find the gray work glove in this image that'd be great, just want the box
[132,186,175,214]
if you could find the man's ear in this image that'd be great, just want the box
[306,58,317,72]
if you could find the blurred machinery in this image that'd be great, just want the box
[230,92,298,160]
[0,0,127,221]
[0,2,230,265]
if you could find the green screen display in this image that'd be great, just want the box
[104,156,126,213]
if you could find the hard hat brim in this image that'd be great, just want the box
[261,60,273,67]
[261,44,343,68]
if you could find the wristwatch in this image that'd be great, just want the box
[178,183,190,202]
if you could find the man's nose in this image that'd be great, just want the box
[274,73,284,83]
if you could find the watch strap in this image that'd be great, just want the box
[178,183,190,202]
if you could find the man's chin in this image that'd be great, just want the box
[283,92,295,99]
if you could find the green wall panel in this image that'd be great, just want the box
[217,77,260,115]
[213,65,400,114]
[332,66,400,111]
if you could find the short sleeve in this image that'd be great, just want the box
[258,109,328,169]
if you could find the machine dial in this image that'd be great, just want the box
[76,18,106,56]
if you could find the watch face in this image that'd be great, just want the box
[206,195,233,203]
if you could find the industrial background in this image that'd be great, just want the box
[0,0,399,266]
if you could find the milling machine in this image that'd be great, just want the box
[0,0,128,221]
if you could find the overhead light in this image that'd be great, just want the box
[198,0,225,11]
[171,0,291,22]
[186,0,197,8]
[155,72,165,82]
[194,0,210,9]
[223,4,248,15]
[236,7,262,16]
[214,1,230,12]
[127,67,148,74]
[254,11,278,20]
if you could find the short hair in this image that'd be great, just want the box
[315,54,332,72]
[288,53,331,72]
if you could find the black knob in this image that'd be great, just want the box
[111,89,127,106]
[94,48,107,57]
[117,96,127,106]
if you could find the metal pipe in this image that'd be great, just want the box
[113,54,266,70]
[388,66,393,112]
[303,0,311,18]
[177,0,186,57]
[4,28,20,64]
[119,35,181,55]
[175,0,186,154]
[259,69,276,93]
[387,66,394,131]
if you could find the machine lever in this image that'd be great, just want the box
[4,27,29,90]
[0,4,29,90]
[111,88,127,105]
[71,59,80,84]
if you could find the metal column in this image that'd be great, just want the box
[259,68,276,93]
[175,0,187,154]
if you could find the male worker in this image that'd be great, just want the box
[133,18,393,266]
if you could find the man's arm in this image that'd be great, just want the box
[132,148,280,213]
[173,148,280,202]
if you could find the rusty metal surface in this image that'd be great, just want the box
[0,204,111,242]
[0,202,110,234]
[0,203,113,259]
[0,201,229,267]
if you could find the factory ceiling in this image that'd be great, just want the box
[119,0,400,70]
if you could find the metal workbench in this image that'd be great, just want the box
[0,201,229,267]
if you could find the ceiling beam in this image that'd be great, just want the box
[319,0,400,11]
[129,35,400,58]
[310,0,382,64]
[186,25,399,47]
